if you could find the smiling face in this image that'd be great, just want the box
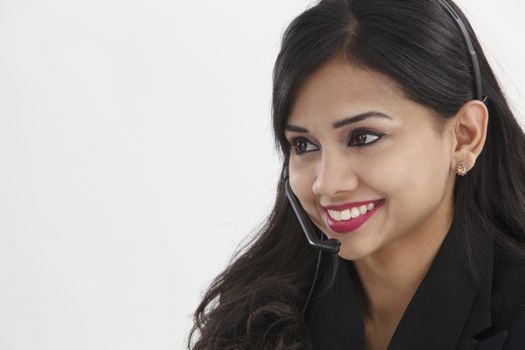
[285,55,458,262]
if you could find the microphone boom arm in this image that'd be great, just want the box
[282,165,340,254]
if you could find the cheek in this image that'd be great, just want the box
[378,138,450,216]
[288,162,323,221]
[359,151,405,193]
[289,162,315,201]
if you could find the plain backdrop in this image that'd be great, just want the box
[0,0,524,349]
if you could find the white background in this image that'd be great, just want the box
[0,0,523,349]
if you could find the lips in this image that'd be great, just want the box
[323,199,384,234]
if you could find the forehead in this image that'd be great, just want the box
[287,56,410,125]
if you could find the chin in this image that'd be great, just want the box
[337,246,370,261]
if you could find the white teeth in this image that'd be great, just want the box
[340,209,351,220]
[327,202,378,222]
[331,210,341,221]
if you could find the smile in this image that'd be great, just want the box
[327,202,375,221]
[323,199,384,233]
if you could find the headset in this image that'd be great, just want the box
[281,0,488,317]
[282,165,341,254]
[439,0,488,103]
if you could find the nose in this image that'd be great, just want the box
[312,152,359,197]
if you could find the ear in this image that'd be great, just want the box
[450,100,489,173]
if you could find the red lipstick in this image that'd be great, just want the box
[323,199,384,234]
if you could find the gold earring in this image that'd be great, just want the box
[456,160,469,176]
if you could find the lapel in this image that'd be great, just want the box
[305,225,509,350]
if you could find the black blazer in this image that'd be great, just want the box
[305,227,525,350]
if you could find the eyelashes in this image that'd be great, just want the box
[289,129,385,156]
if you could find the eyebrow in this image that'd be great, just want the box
[284,111,393,133]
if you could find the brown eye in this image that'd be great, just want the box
[348,130,383,147]
[290,137,318,155]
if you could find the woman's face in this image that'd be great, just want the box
[285,56,458,262]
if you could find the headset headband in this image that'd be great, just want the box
[439,0,486,102]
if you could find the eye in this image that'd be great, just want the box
[348,129,384,147]
[290,137,319,155]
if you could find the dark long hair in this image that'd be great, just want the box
[187,0,525,348]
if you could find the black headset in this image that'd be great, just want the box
[282,165,341,254]
[281,0,488,316]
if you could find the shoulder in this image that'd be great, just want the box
[495,249,525,268]
[491,249,525,331]
[492,258,525,318]
[490,249,525,348]
[493,248,525,301]
[494,248,525,284]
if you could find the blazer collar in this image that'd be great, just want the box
[305,225,495,350]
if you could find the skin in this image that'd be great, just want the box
[284,54,488,350]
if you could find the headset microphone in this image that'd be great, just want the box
[281,164,340,316]
[282,165,340,254]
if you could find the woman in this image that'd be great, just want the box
[188,0,525,349]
